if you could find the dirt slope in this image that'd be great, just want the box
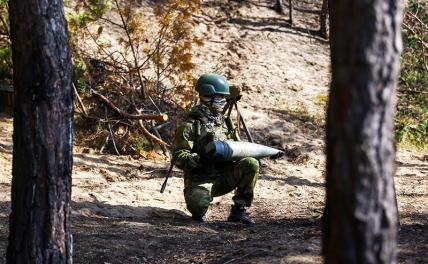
[0,0,427,263]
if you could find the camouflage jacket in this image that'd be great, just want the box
[172,105,239,182]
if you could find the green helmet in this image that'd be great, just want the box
[195,73,230,96]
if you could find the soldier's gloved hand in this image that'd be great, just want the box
[187,153,202,169]
[271,151,285,160]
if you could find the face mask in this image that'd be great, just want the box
[200,96,226,114]
[211,97,227,113]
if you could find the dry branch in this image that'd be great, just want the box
[138,120,171,147]
[73,83,89,117]
[407,12,428,32]
[105,106,120,155]
[403,22,428,50]
[92,90,168,121]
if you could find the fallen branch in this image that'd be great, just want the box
[138,120,171,148]
[92,89,168,121]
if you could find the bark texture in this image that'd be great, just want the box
[323,0,403,263]
[7,0,73,263]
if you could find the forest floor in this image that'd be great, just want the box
[0,0,427,263]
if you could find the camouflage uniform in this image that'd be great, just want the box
[172,105,259,219]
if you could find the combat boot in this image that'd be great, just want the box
[191,214,206,222]
[227,204,255,224]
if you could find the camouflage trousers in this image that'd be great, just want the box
[184,157,259,218]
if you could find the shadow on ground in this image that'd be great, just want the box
[262,175,324,188]
[1,201,426,264]
[73,151,324,187]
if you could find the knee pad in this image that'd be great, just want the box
[241,157,260,173]
[185,186,212,217]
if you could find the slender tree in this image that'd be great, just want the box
[319,0,328,39]
[7,0,73,263]
[274,0,292,25]
[274,0,285,14]
[323,0,403,263]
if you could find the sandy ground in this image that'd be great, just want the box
[1,0,427,263]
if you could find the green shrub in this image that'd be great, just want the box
[398,0,428,150]
[0,0,11,85]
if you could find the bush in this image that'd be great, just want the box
[0,0,202,155]
[398,0,428,150]
[0,0,11,85]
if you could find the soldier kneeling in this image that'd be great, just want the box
[172,73,259,224]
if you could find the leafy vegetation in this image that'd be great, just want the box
[1,0,426,150]
[0,0,202,155]
[0,0,11,85]
[398,0,428,150]
[64,0,201,103]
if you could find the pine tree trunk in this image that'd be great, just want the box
[323,0,403,263]
[7,0,73,263]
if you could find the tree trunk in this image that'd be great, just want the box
[319,0,328,39]
[323,0,403,263]
[288,0,293,25]
[7,0,73,263]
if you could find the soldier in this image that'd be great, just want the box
[172,73,259,224]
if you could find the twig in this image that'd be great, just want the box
[403,22,428,50]
[407,12,428,32]
[92,89,168,121]
[99,16,125,29]
[84,26,131,68]
[147,94,162,114]
[100,134,110,154]
[105,107,120,155]
[73,83,89,117]
[155,36,162,93]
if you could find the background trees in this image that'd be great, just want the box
[7,0,73,262]
[0,0,202,156]
[324,0,402,262]
[0,0,426,153]
[397,0,428,149]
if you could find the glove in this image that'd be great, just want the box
[187,153,202,169]
[270,151,285,160]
